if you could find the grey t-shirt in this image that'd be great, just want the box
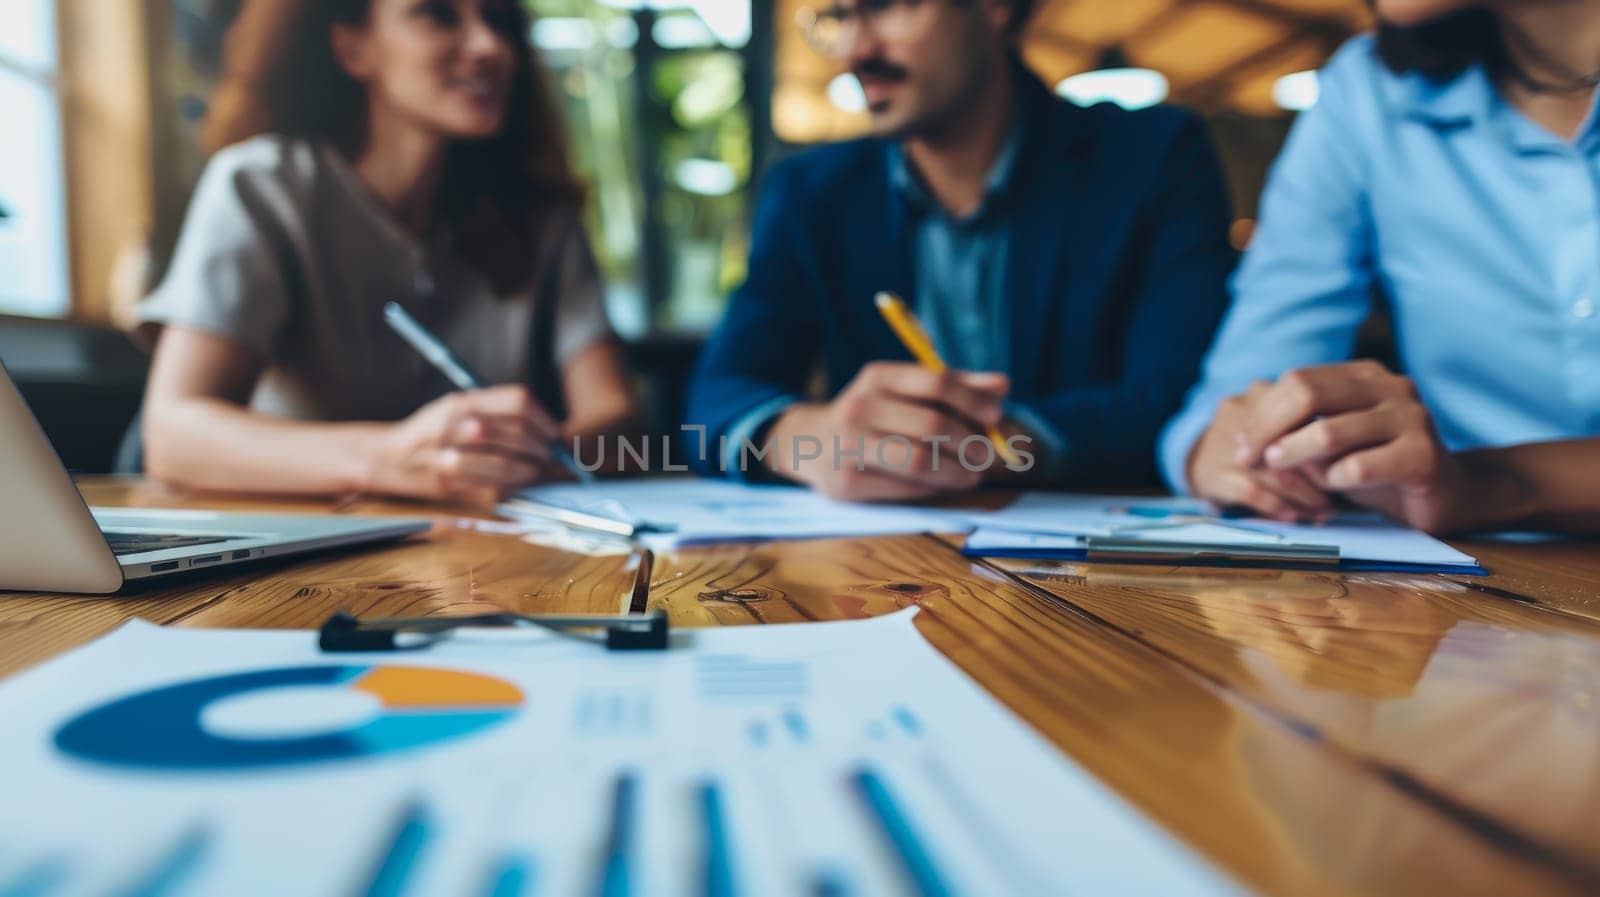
[137,135,614,422]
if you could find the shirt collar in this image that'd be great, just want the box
[1397,63,1600,153]
[1396,65,1496,128]
[889,112,1026,223]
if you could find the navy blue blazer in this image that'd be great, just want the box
[686,68,1236,486]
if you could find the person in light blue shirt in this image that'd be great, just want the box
[1162,0,1600,535]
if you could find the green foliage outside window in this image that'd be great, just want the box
[526,0,753,338]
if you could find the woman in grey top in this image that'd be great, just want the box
[139,0,639,503]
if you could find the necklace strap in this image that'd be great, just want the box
[1503,57,1600,95]
[1498,22,1600,96]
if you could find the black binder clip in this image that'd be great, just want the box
[318,609,670,653]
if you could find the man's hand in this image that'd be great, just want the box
[763,362,1010,501]
[1189,360,1472,532]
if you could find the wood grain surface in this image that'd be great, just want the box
[0,478,1595,897]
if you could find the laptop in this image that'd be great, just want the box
[0,360,430,594]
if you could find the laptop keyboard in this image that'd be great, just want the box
[103,532,234,557]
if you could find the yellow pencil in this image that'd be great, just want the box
[873,291,1022,467]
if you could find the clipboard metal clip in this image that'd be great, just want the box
[322,547,665,651]
[318,608,670,653]
[1083,536,1341,566]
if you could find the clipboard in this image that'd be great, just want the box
[1083,536,1340,565]
[962,496,1487,575]
[962,535,1486,574]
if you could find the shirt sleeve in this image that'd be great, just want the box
[1159,40,1382,493]
[548,216,617,368]
[716,395,800,482]
[1005,400,1069,479]
[135,149,293,359]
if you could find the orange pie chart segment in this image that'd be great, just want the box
[352,666,523,710]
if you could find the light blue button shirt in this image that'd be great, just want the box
[1161,35,1600,492]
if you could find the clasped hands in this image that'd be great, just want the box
[1187,360,1480,534]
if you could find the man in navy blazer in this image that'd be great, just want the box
[686,0,1234,499]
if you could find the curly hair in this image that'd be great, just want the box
[202,0,583,291]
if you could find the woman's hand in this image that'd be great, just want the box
[1189,360,1490,533]
[1186,381,1335,523]
[368,385,564,504]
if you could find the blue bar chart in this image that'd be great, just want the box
[0,611,1247,897]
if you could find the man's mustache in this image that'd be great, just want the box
[853,59,908,82]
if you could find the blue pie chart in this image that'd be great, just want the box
[55,664,522,771]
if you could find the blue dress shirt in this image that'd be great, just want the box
[1161,35,1600,492]
[888,123,1071,469]
[889,122,1022,375]
[689,63,1235,487]
[717,116,1071,478]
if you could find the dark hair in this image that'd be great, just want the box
[1375,8,1502,81]
[954,0,1037,38]
[203,0,583,291]
[1011,0,1039,36]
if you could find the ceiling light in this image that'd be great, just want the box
[1056,68,1169,110]
[827,73,867,113]
[1273,70,1319,112]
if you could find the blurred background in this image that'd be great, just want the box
[0,0,1373,471]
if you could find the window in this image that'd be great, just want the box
[528,0,758,338]
[0,0,69,317]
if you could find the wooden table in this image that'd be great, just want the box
[4,477,1598,897]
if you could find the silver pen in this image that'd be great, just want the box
[383,301,596,484]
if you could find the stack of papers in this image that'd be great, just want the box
[507,478,972,550]
[0,612,1246,896]
[502,479,1483,574]
[965,494,1484,574]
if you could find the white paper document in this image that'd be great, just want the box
[510,478,973,549]
[0,613,1246,897]
[968,493,1482,573]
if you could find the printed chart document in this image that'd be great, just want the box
[966,493,1483,574]
[508,478,973,549]
[0,612,1246,897]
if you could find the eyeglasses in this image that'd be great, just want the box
[797,0,929,59]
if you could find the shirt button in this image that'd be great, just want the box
[1575,297,1596,320]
